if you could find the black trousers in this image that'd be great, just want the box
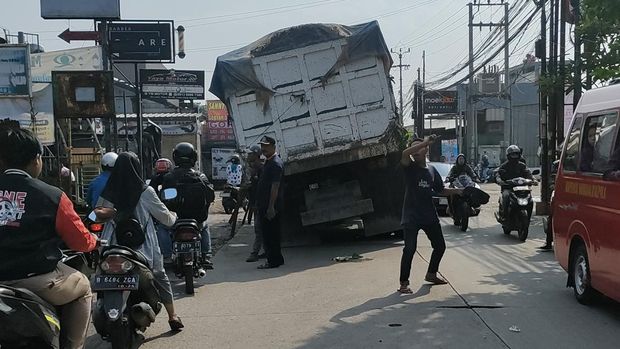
[399,222,446,283]
[260,214,284,266]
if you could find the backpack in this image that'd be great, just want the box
[114,210,145,249]
[172,170,215,222]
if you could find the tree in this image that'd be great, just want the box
[578,0,620,85]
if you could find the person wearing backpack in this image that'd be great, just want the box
[96,152,184,331]
[398,136,463,294]
[162,143,216,268]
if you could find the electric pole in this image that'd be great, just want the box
[467,1,511,163]
[537,0,550,213]
[391,48,411,125]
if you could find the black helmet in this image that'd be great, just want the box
[173,142,197,166]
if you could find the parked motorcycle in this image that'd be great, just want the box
[0,239,103,349]
[221,185,248,214]
[495,177,537,241]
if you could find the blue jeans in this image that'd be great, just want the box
[155,223,173,259]
[201,224,212,256]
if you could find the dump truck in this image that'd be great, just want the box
[210,21,406,237]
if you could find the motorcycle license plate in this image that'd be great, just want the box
[439,198,448,205]
[513,186,531,191]
[220,192,231,198]
[92,274,139,291]
[174,241,201,253]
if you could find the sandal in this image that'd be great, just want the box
[425,273,448,285]
[398,282,413,294]
[169,317,184,331]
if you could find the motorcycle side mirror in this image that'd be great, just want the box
[532,169,541,176]
[88,211,98,222]
[161,188,178,201]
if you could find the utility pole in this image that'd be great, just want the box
[424,50,429,130]
[558,0,567,144]
[468,1,511,163]
[572,0,582,109]
[415,67,424,137]
[467,2,475,162]
[391,48,411,125]
[538,0,550,213]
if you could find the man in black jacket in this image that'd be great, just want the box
[0,128,98,349]
[496,145,533,221]
[162,143,215,267]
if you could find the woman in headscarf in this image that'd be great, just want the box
[95,152,184,331]
[447,154,477,182]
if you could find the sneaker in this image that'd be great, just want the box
[425,273,448,285]
[257,253,267,259]
[246,254,259,262]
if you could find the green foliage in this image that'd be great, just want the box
[578,0,620,84]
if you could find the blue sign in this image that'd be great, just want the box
[0,45,31,97]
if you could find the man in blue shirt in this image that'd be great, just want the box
[398,136,463,294]
[86,152,117,208]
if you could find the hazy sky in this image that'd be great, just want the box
[3,0,543,109]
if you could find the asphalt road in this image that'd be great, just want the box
[86,185,620,349]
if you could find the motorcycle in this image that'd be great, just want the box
[495,177,537,241]
[448,175,482,232]
[91,210,161,349]
[221,185,248,214]
[160,188,206,295]
[0,235,103,349]
[171,219,206,295]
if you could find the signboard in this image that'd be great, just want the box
[31,47,103,90]
[441,139,459,164]
[41,0,121,19]
[0,45,31,97]
[0,85,56,145]
[52,71,115,118]
[107,22,174,62]
[140,69,205,99]
[211,148,236,180]
[424,90,458,114]
[204,100,235,142]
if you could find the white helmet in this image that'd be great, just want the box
[101,152,118,170]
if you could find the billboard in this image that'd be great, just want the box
[140,69,205,99]
[52,71,115,118]
[30,46,103,91]
[204,100,235,142]
[0,85,56,145]
[0,45,31,97]
[107,22,174,62]
[424,90,458,114]
[40,0,121,19]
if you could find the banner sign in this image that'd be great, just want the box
[441,139,459,164]
[204,100,235,142]
[0,45,31,97]
[41,0,121,19]
[140,69,205,99]
[107,21,174,62]
[31,47,103,86]
[424,90,458,114]
[211,148,236,180]
[0,85,56,145]
[52,71,115,118]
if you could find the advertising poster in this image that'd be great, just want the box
[441,139,459,163]
[204,100,235,142]
[211,148,236,180]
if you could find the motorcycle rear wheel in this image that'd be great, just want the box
[460,202,469,232]
[184,265,195,295]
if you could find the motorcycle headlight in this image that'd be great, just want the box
[517,198,529,206]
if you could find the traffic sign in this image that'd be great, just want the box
[106,21,174,63]
[58,29,101,43]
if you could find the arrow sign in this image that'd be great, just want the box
[58,29,100,44]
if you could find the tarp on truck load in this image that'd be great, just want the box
[209,21,393,104]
